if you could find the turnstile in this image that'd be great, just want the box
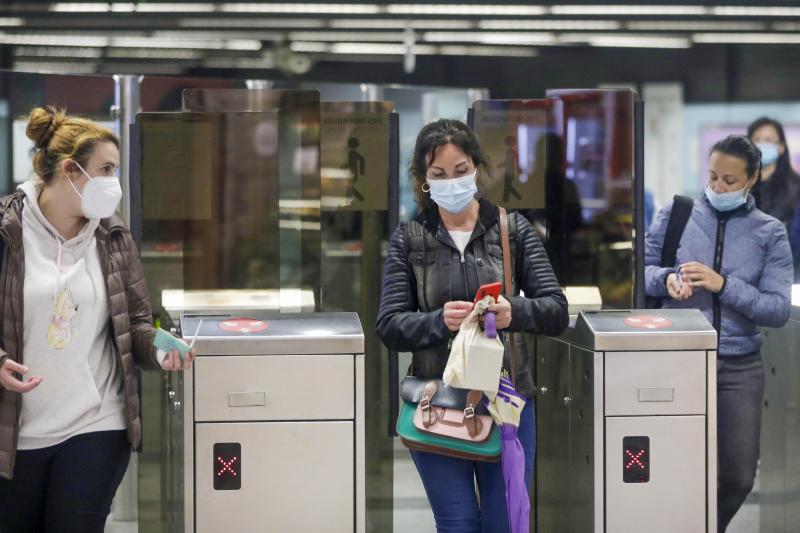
[177,312,365,533]
[760,301,800,533]
[536,309,717,532]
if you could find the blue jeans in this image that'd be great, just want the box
[717,354,764,533]
[410,398,535,533]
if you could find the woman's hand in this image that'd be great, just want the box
[666,272,693,301]
[680,261,725,293]
[487,295,513,330]
[0,359,42,393]
[160,349,196,371]
[443,301,474,332]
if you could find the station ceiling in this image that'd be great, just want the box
[0,1,798,98]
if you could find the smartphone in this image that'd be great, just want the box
[153,328,192,362]
[474,282,502,303]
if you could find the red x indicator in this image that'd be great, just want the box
[217,456,238,477]
[625,449,646,470]
[623,436,650,483]
[213,443,242,490]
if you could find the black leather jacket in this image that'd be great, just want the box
[376,200,569,397]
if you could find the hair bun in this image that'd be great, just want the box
[26,106,65,150]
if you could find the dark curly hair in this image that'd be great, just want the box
[409,119,490,208]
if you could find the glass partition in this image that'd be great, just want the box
[133,90,321,533]
[545,89,638,309]
[472,91,640,310]
[470,99,550,226]
[170,90,399,532]
[320,100,397,533]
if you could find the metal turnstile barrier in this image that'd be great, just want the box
[760,301,800,533]
[176,312,365,533]
[536,309,717,532]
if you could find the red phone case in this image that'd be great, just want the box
[474,282,502,303]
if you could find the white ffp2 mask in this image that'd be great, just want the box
[70,161,122,219]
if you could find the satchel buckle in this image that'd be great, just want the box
[420,397,431,411]
[463,406,475,419]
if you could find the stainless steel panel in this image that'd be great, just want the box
[606,416,706,533]
[605,351,706,416]
[573,309,716,351]
[535,336,572,531]
[181,312,365,355]
[195,421,354,533]
[228,392,266,407]
[355,354,366,533]
[759,312,800,533]
[706,350,717,533]
[785,315,800,530]
[637,388,674,402]
[194,355,354,422]
[569,346,598,532]
[184,365,195,533]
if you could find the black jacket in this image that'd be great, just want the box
[376,199,569,397]
[754,165,800,230]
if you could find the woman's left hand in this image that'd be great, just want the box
[487,295,513,330]
[160,349,196,371]
[680,261,725,293]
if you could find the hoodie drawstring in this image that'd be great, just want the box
[53,238,63,304]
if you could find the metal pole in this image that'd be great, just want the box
[115,74,141,226]
[110,73,141,524]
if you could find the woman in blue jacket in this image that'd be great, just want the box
[645,134,793,532]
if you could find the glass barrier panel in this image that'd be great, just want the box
[134,94,320,532]
[546,89,637,309]
[470,99,550,226]
[320,101,396,532]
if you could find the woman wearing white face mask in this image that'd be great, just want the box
[645,134,792,532]
[0,107,195,533]
[377,119,568,532]
[748,117,800,279]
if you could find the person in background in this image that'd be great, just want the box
[0,107,195,533]
[646,134,792,532]
[748,117,800,279]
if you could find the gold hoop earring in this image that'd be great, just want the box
[421,183,430,193]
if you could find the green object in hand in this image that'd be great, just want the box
[153,328,191,362]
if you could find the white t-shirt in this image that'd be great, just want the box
[449,230,472,255]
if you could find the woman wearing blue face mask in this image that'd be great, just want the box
[377,119,568,533]
[748,117,800,280]
[645,134,793,532]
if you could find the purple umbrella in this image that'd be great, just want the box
[487,376,530,533]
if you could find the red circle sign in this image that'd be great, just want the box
[218,318,269,334]
[623,315,673,329]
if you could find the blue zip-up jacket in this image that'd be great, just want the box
[645,194,793,357]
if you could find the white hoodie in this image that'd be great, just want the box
[17,179,125,450]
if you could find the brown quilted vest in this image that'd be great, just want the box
[0,192,160,479]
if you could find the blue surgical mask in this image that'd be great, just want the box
[757,142,780,166]
[705,185,750,212]
[427,171,478,214]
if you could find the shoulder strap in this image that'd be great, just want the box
[498,207,517,387]
[405,219,427,252]
[660,195,694,268]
